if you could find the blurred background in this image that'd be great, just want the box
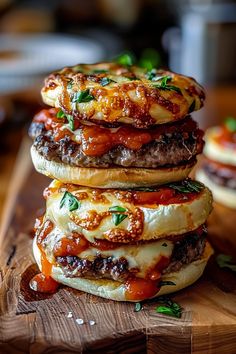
[0,0,236,215]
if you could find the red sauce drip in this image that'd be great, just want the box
[148,256,170,281]
[29,273,59,294]
[53,233,89,257]
[125,278,160,301]
[214,126,236,149]
[33,108,199,156]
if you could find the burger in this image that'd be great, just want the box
[29,63,205,188]
[29,62,213,301]
[197,117,236,209]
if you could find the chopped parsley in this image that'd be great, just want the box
[153,75,182,94]
[100,77,116,87]
[109,205,128,226]
[224,117,236,132]
[134,302,143,312]
[60,192,81,212]
[167,179,204,193]
[216,254,236,272]
[116,52,135,66]
[156,296,182,318]
[56,110,75,131]
[72,89,95,103]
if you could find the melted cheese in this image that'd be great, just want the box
[41,225,173,278]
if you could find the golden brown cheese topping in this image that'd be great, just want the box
[41,62,205,128]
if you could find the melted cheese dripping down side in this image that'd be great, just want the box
[42,225,173,279]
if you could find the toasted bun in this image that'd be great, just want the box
[204,127,236,166]
[196,169,236,209]
[31,146,196,188]
[33,238,213,302]
[42,179,213,243]
[41,63,205,128]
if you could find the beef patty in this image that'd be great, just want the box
[202,160,236,190]
[56,231,206,282]
[29,121,204,169]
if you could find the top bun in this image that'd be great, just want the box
[204,126,236,166]
[41,62,205,128]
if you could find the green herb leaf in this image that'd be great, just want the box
[225,117,236,132]
[67,80,73,89]
[72,89,95,103]
[153,75,182,94]
[100,77,116,87]
[56,110,75,130]
[156,297,182,318]
[92,69,109,74]
[188,99,195,113]
[159,281,176,287]
[60,192,80,212]
[66,115,75,131]
[109,206,127,213]
[112,214,128,226]
[216,254,236,272]
[139,48,161,71]
[167,180,204,193]
[146,69,158,81]
[116,52,136,66]
[134,302,142,312]
[109,206,128,226]
[133,187,158,192]
[56,109,66,118]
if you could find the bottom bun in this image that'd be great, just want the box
[33,238,213,302]
[31,146,196,188]
[196,169,236,209]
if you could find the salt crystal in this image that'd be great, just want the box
[67,312,73,318]
[76,318,84,325]
[89,320,96,326]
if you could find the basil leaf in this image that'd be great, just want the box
[60,192,80,212]
[168,180,203,193]
[225,117,236,132]
[134,302,142,312]
[100,77,115,87]
[116,52,136,66]
[72,89,94,103]
[216,254,236,272]
[56,109,65,118]
[109,206,127,212]
[159,281,176,287]
[112,214,128,226]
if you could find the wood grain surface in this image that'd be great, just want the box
[0,138,236,354]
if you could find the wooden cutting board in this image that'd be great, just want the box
[0,137,236,354]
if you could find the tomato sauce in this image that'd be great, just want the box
[53,232,89,257]
[29,273,59,294]
[33,108,199,156]
[214,126,236,149]
[125,277,160,301]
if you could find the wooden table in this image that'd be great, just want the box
[0,87,236,353]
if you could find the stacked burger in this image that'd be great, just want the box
[29,62,213,301]
[197,117,236,209]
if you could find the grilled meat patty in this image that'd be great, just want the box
[202,160,236,190]
[29,120,204,169]
[56,232,206,282]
